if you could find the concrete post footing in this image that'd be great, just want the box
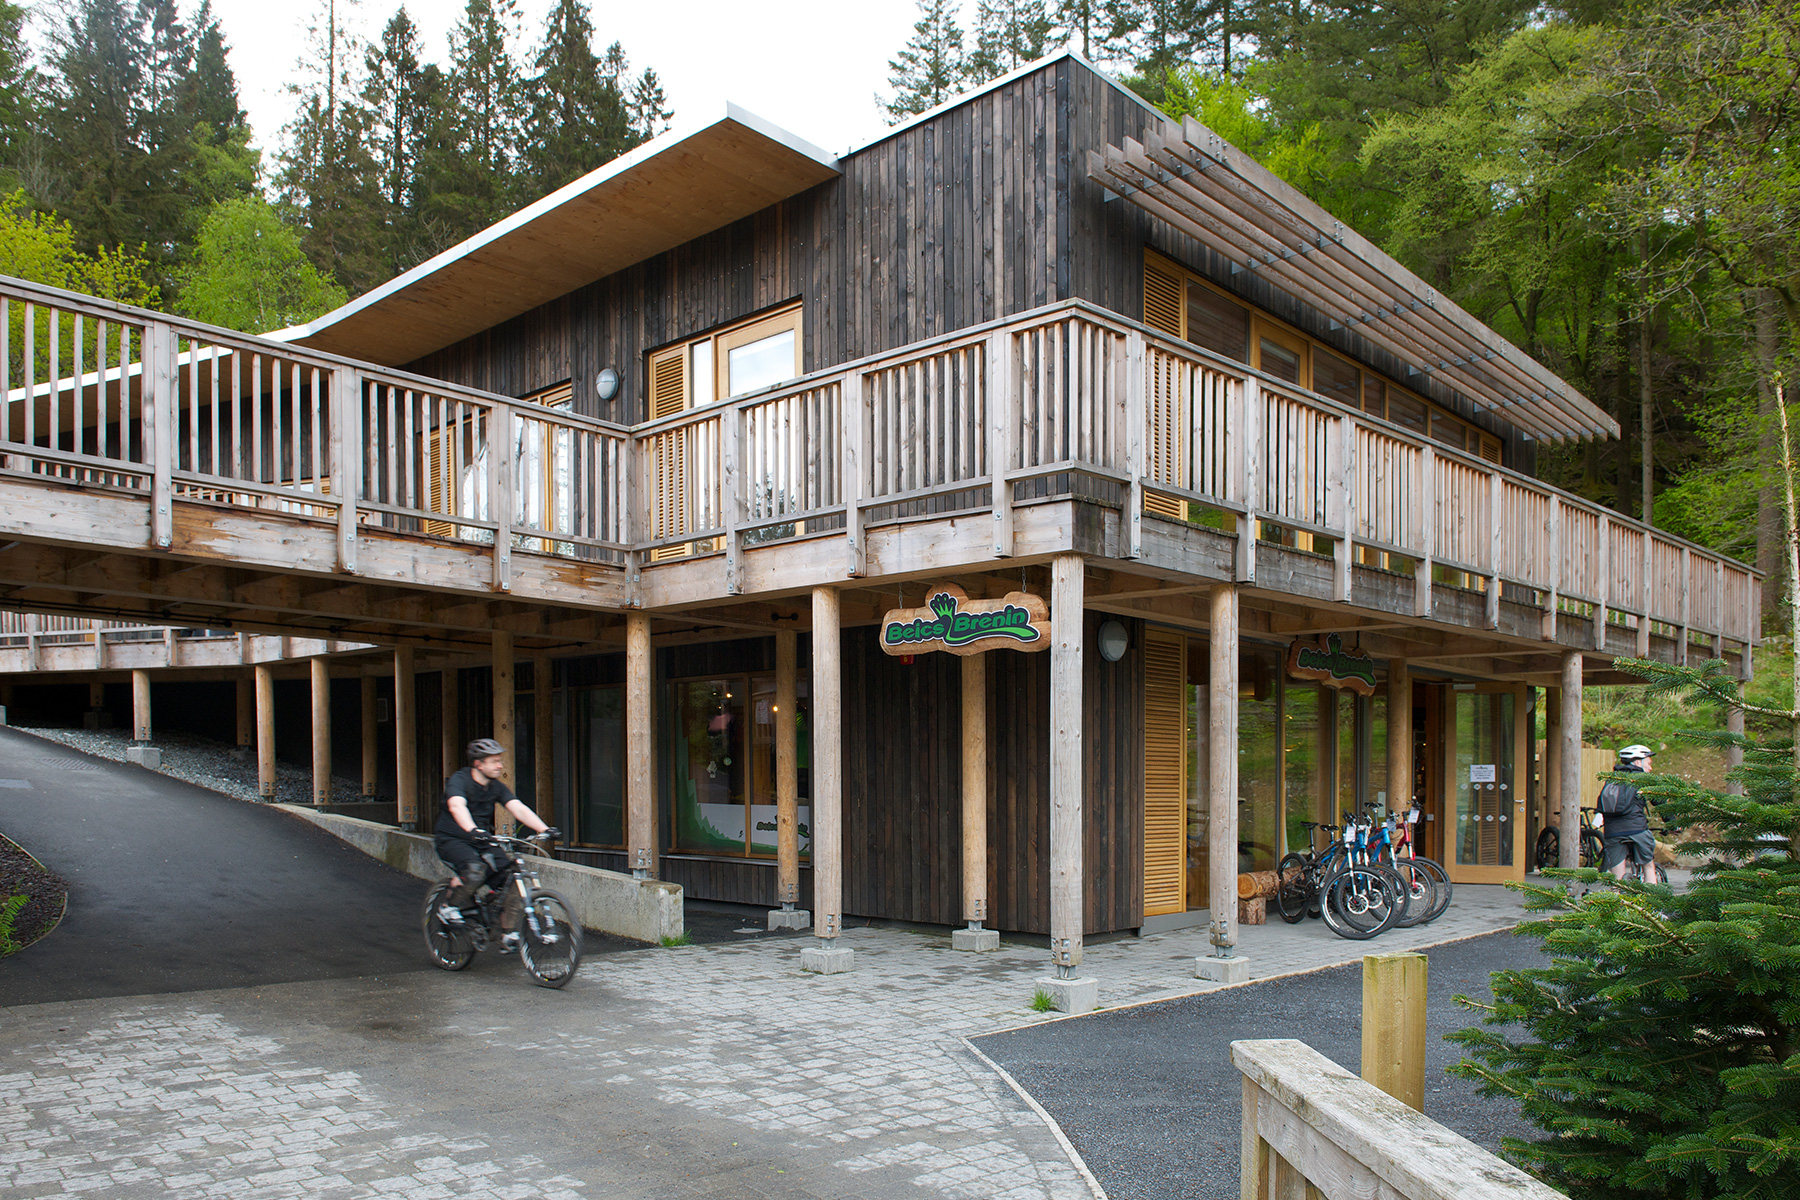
[1195,954,1250,983]
[768,908,812,932]
[800,943,854,974]
[951,927,1000,952]
[125,746,162,770]
[1035,976,1098,1015]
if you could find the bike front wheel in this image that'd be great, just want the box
[1533,828,1558,871]
[1275,853,1310,923]
[519,888,583,988]
[423,882,475,970]
[1319,866,1400,940]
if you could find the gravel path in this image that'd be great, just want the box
[11,724,367,806]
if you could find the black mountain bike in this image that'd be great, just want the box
[422,832,583,988]
[1533,807,1605,871]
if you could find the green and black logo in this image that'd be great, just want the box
[879,585,1051,656]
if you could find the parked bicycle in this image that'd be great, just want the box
[1381,805,1452,923]
[1533,807,1605,872]
[1275,814,1408,939]
[422,831,583,987]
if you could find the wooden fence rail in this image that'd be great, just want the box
[0,275,1760,649]
[1235,1039,1565,1200]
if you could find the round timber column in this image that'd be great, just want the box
[625,612,655,878]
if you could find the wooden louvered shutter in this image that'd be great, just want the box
[1477,435,1501,465]
[423,424,455,538]
[648,345,691,559]
[1143,627,1187,917]
[1143,259,1183,338]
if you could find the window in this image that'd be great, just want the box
[646,303,802,417]
[1256,333,1305,386]
[1313,350,1361,408]
[1387,390,1428,435]
[1186,281,1248,361]
[571,684,623,847]
[667,671,810,858]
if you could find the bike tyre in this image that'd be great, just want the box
[1410,856,1452,922]
[1385,859,1434,928]
[423,882,475,971]
[519,888,583,988]
[1319,867,1398,940]
[1580,832,1604,870]
[1275,853,1310,924]
[1533,828,1558,872]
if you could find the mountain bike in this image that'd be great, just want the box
[1533,807,1604,871]
[1275,817,1406,939]
[422,832,583,988]
[1384,804,1451,923]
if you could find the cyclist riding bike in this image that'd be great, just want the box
[435,737,558,954]
[1600,743,1662,884]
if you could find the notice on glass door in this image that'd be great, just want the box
[1469,764,1497,783]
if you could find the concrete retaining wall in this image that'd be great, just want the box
[280,806,683,945]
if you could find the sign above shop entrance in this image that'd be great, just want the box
[880,584,1051,656]
[1286,634,1378,695]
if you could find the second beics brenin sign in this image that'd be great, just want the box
[880,585,1051,656]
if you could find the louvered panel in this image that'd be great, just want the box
[1143,627,1187,917]
[423,424,455,538]
[1145,346,1187,520]
[649,345,687,419]
[1144,260,1183,338]
[1478,435,1501,465]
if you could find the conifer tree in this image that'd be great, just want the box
[429,0,524,242]
[363,7,440,272]
[522,1,640,196]
[0,2,39,188]
[882,0,969,123]
[967,0,1055,84]
[43,0,146,254]
[1452,384,1800,1198]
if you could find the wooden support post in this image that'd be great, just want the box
[1486,470,1502,630]
[961,652,989,928]
[394,646,417,829]
[1124,329,1146,560]
[360,673,378,798]
[1414,445,1436,618]
[1334,414,1356,604]
[131,669,151,742]
[1049,553,1085,977]
[533,655,554,823]
[332,367,360,573]
[492,630,515,834]
[842,372,867,576]
[255,663,275,800]
[986,332,1013,558]
[147,321,174,549]
[1558,652,1583,870]
[1361,952,1429,1112]
[1544,685,1563,854]
[490,407,513,592]
[1208,585,1240,959]
[1236,378,1259,583]
[775,629,802,912]
[90,681,105,710]
[626,612,655,877]
[235,674,254,749]
[440,668,459,789]
[311,658,331,806]
[722,405,743,593]
[1543,495,1561,641]
[1594,516,1611,649]
[811,587,844,943]
[1386,660,1411,818]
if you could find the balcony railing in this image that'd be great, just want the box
[0,276,1760,649]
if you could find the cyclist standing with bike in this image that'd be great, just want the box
[1599,744,1661,884]
[435,738,558,953]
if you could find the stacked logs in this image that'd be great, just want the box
[1236,870,1281,925]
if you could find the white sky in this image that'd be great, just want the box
[178,0,931,165]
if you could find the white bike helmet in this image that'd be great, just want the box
[1618,744,1653,762]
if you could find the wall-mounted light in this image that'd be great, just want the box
[1097,619,1130,662]
[596,367,620,403]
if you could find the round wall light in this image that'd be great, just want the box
[596,367,620,403]
[1097,619,1130,662]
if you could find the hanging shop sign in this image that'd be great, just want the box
[1286,633,1378,695]
[880,584,1051,656]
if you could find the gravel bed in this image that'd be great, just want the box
[8,725,368,806]
[0,832,68,953]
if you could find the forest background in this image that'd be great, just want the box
[0,0,1792,643]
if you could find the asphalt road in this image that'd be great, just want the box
[0,726,437,1006]
[973,930,1544,1200]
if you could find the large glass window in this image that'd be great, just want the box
[1238,646,1282,871]
[571,685,623,846]
[668,672,810,858]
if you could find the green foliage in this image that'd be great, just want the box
[1155,68,1331,192]
[660,931,694,948]
[884,0,969,122]
[0,188,156,304]
[0,892,25,955]
[521,0,645,196]
[1029,987,1058,1012]
[968,0,1055,84]
[175,198,347,334]
[1451,653,1800,1198]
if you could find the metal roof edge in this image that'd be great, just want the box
[270,103,840,347]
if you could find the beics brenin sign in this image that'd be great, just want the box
[880,585,1051,657]
[1286,633,1378,695]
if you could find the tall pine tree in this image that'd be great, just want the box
[521,1,641,197]
[967,0,1055,84]
[883,0,968,123]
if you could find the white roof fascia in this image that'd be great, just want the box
[269,104,839,345]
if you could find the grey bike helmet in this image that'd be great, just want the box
[467,737,506,762]
[1618,744,1653,762]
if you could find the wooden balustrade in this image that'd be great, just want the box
[0,274,1760,651]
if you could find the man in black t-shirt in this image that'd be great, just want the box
[1601,743,1661,884]
[434,737,556,952]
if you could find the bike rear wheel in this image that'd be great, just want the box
[423,882,475,970]
[1408,856,1452,922]
[1319,866,1399,940]
[519,888,582,988]
[1385,859,1434,928]
[1533,828,1558,871]
[1275,853,1310,923]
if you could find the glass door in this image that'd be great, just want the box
[1447,686,1528,884]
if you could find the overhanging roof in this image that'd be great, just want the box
[274,105,840,366]
[1089,115,1618,443]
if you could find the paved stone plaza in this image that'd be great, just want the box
[1,887,1527,1200]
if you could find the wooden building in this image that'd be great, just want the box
[0,53,1758,995]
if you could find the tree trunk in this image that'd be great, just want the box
[1640,301,1654,524]
[1753,288,1784,635]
